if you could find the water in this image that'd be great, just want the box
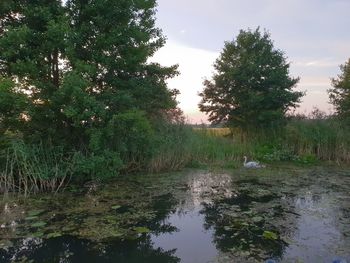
[1,167,350,262]
[283,192,348,263]
[151,207,217,263]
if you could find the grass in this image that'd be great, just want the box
[1,117,350,195]
[0,140,74,196]
[149,117,350,173]
[284,118,350,163]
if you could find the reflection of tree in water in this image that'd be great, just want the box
[200,180,292,261]
[148,193,180,235]
[0,235,180,263]
[0,193,181,263]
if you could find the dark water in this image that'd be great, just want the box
[1,167,350,262]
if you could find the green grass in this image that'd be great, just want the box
[1,118,350,195]
[149,118,350,172]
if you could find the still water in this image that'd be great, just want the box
[1,166,350,262]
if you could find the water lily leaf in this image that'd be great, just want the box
[111,231,123,237]
[31,221,47,228]
[47,232,62,239]
[133,226,150,234]
[33,232,44,237]
[263,230,278,240]
[25,216,39,221]
[28,210,45,217]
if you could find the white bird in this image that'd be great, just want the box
[243,156,265,168]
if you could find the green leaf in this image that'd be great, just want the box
[133,227,150,234]
[111,231,123,238]
[31,221,47,228]
[28,210,45,217]
[25,216,39,221]
[32,232,44,237]
[263,230,278,240]
[111,205,121,210]
[47,232,62,239]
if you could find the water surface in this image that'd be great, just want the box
[1,166,350,262]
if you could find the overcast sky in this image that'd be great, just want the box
[151,0,350,123]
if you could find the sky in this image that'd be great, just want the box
[151,0,350,123]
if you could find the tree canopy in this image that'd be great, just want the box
[329,58,350,121]
[0,0,179,177]
[0,0,178,142]
[199,28,303,131]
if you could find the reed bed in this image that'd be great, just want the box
[0,140,73,196]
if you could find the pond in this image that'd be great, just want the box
[1,166,350,262]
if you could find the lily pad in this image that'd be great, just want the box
[111,231,123,238]
[263,230,278,240]
[31,221,47,228]
[47,232,62,239]
[28,210,45,217]
[25,216,39,221]
[224,225,232,231]
[32,232,44,237]
[133,226,150,234]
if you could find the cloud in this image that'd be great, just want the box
[150,41,218,123]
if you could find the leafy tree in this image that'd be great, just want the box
[329,58,350,121]
[199,28,303,132]
[0,0,179,178]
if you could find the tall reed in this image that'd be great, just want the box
[148,118,350,172]
[284,118,350,162]
[0,140,74,196]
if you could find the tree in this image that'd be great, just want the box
[0,0,179,177]
[329,58,350,121]
[199,28,303,132]
[0,0,178,143]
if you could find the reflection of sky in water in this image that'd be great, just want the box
[151,172,233,263]
[282,192,349,263]
[151,207,217,263]
[188,172,233,207]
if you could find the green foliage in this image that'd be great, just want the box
[0,0,178,142]
[105,110,154,162]
[284,117,350,162]
[0,0,179,189]
[329,58,350,122]
[255,144,297,162]
[199,28,303,132]
[262,230,278,240]
[296,154,318,165]
[72,150,123,180]
[0,139,74,195]
[0,78,27,134]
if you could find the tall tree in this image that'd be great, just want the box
[199,28,303,132]
[329,58,350,121]
[0,0,68,137]
[0,0,178,146]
